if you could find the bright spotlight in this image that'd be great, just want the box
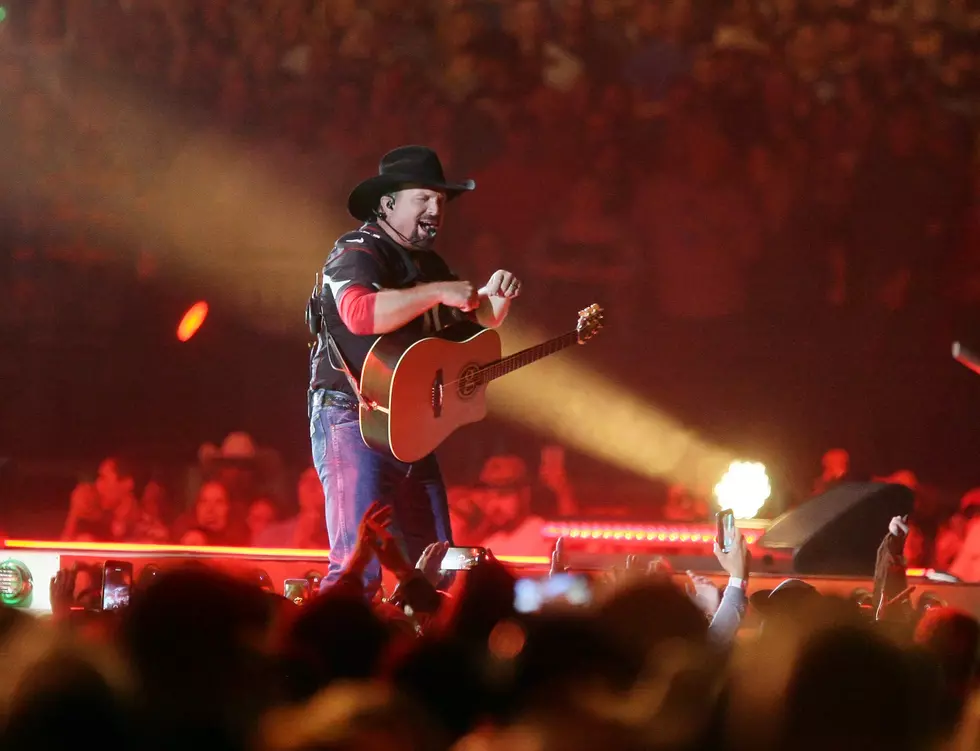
[177,301,209,342]
[714,461,771,519]
[486,317,736,489]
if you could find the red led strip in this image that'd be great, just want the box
[542,523,768,546]
[0,539,549,567]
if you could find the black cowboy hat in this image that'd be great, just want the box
[347,145,475,221]
[749,578,820,616]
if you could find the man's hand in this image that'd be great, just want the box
[713,531,750,581]
[346,501,393,576]
[481,270,522,299]
[367,516,414,581]
[436,281,479,311]
[416,541,450,586]
[687,571,722,617]
[550,536,569,576]
[887,515,909,557]
[50,567,77,621]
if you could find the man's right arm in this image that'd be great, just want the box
[325,239,477,336]
[338,283,446,336]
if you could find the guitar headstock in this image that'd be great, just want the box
[575,304,604,344]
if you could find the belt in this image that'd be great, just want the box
[309,389,359,412]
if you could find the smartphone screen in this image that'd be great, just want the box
[283,578,311,605]
[102,560,133,610]
[440,546,488,571]
[514,574,591,614]
[716,509,736,553]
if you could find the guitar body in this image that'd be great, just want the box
[359,321,502,463]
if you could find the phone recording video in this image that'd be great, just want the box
[716,509,737,553]
[440,546,489,571]
[514,573,591,614]
[102,560,133,611]
[283,578,311,605]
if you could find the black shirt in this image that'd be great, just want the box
[309,222,465,394]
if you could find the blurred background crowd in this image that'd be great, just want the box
[2,0,980,566]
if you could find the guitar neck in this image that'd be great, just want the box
[481,331,580,383]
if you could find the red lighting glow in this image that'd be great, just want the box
[541,522,768,546]
[177,301,209,342]
[0,539,550,567]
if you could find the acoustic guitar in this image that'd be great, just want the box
[358,304,604,463]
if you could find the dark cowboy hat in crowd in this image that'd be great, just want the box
[749,578,821,616]
[347,145,476,221]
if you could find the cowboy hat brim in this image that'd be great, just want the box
[749,580,820,615]
[347,173,476,221]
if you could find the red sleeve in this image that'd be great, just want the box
[336,284,377,336]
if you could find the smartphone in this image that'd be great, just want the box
[102,560,133,611]
[440,546,489,571]
[716,509,736,553]
[514,574,591,614]
[283,578,311,605]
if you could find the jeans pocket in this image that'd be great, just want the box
[328,406,360,429]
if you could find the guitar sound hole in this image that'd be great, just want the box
[457,364,481,399]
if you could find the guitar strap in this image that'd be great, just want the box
[310,269,373,413]
[324,331,373,412]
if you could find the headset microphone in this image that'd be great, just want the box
[425,226,438,239]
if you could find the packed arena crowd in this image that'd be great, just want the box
[3,515,980,751]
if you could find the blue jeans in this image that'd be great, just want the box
[310,400,453,597]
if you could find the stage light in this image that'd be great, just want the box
[714,461,771,519]
[177,301,209,342]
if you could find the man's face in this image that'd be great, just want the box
[196,482,230,532]
[483,488,523,526]
[247,498,276,537]
[385,187,446,248]
[96,460,133,509]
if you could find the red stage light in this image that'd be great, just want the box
[177,301,209,342]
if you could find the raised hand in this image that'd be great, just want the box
[416,541,450,586]
[713,531,750,580]
[550,536,569,576]
[50,566,78,620]
[481,270,522,299]
[366,513,413,580]
[887,515,909,556]
[346,501,393,575]
[687,571,722,617]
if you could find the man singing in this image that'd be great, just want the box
[308,145,522,595]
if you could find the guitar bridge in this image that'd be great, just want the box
[431,369,444,418]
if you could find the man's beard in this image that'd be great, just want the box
[413,217,438,247]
